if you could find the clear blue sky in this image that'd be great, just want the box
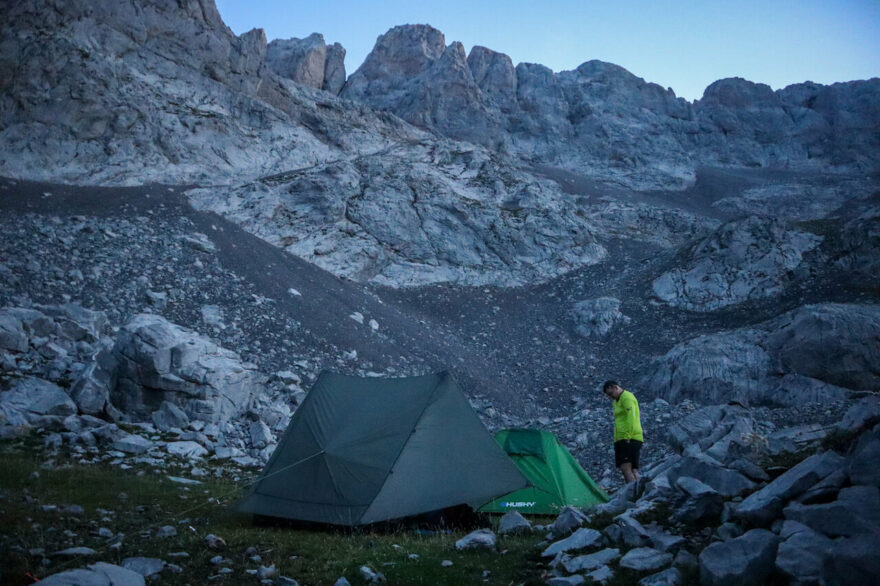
[216,0,880,102]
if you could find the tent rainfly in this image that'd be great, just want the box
[479,428,609,514]
[236,371,530,526]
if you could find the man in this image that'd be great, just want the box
[603,380,643,484]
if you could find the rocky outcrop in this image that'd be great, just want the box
[651,216,822,311]
[266,33,346,94]
[570,298,630,338]
[109,313,262,422]
[342,25,880,190]
[189,144,607,287]
[0,0,418,185]
[641,303,879,405]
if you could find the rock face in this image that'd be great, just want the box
[0,0,417,185]
[342,25,880,190]
[189,145,607,287]
[641,303,880,405]
[651,217,822,311]
[109,314,261,422]
[267,33,346,94]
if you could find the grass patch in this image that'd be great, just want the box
[0,439,548,585]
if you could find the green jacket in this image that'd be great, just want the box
[613,390,643,442]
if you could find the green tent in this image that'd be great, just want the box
[479,428,609,514]
[236,371,529,526]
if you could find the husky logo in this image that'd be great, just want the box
[501,501,536,508]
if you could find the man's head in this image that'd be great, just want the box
[603,380,623,399]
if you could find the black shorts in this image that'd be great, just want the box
[614,439,642,468]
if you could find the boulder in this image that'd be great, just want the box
[0,377,77,423]
[638,567,682,585]
[821,532,880,585]
[70,355,116,415]
[41,562,146,585]
[673,476,724,524]
[109,314,262,423]
[542,527,603,557]
[570,297,630,337]
[122,557,165,577]
[765,303,880,390]
[548,506,588,536]
[151,401,190,432]
[837,396,880,433]
[666,457,755,498]
[267,34,330,90]
[698,529,778,586]
[454,528,495,550]
[249,420,273,449]
[165,441,208,459]
[775,520,834,584]
[846,424,880,486]
[736,451,845,526]
[561,548,620,574]
[783,489,877,538]
[619,547,673,572]
[112,434,154,454]
[0,308,28,352]
[497,510,531,534]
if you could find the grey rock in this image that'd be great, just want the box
[821,532,880,586]
[152,401,190,432]
[714,522,744,541]
[847,424,880,486]
[666,457,755,498]
[70,357,115,416]
[570,297,630,338]
[619,547,673,572]
[765,303,880,391]
[110,314,262,423]
[165,441,208,459]
[497,510,532,534]
[549,506,588,536]
[644,303,877,405]
[736,451,844,526]
[585,565,614,584]
[455,528,495,550]
[699,529,778,586]
[0,377,77,422]
[155,525,177,538]
[775,520,834,584]
[333,579,351,586]
[267,34,333,91]
[0,308,29,352]
[112,434,154,454]
[837,396,880,433]
[612,514,651,548]
[204,533,226,549]
[644,526,686,554]
[783,491,877,538]
[541,527,603,557]
[52,547,98,556]
[121,557,165,577]
[42,562,146,586]
[561,548,620,573]
[358,565,386,582]
[673,476,724,524]
[546,575,585,586]
[249,420,273,449]
[651,217,821,311]
[323,43,346,94]
[638,567,682,585]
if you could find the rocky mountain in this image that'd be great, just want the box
[1,0,879,583]
[342,24,880,190]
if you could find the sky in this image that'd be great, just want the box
[215,0,880,102]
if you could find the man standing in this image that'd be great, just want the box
[603,380,643,484]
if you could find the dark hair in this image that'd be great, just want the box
[602,380,620,392]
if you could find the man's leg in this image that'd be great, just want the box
[619,462,636,483]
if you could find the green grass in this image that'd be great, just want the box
[0,437,549,586]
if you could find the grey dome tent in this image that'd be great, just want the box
[236,371,529,526]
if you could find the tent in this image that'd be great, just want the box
[236,371,529,526]
[479,428,609,514]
